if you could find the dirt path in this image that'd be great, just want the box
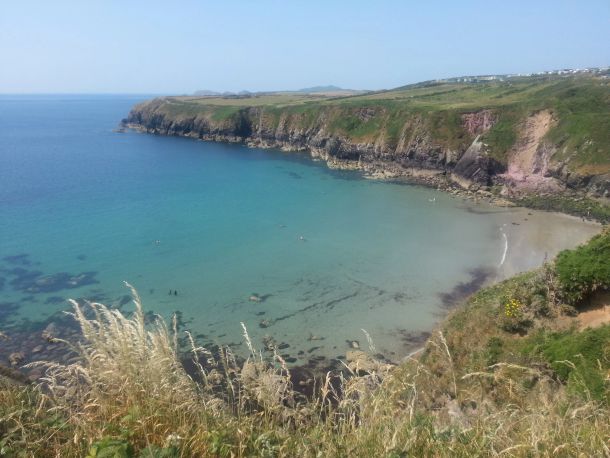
[577,292,610,330]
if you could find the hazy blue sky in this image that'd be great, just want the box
[1,0,609,94]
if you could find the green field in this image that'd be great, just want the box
[174,92,330,107]
[136,74,610,175]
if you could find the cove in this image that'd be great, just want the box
[0,95,599,365]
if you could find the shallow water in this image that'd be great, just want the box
[0,95,600,364]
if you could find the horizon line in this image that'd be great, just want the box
[1,64,608,97]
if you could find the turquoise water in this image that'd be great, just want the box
[0,95,599,363]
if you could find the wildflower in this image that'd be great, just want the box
[504,298,522,317]
[165,433,183,448]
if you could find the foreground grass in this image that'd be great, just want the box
[1,235,609,456]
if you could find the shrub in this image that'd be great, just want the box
[555,229,610,304]
[522,326,610,402]
[485,337,504,365]
[499,296,533,334]
[542,326,609,402]
[85,438,133,458]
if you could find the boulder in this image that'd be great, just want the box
[41,323,58,342]
[8,352,25,367]
[346,350,393,375]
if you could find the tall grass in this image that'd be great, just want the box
[1,281,608,457]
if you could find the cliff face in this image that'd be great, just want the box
[123,78,610,199]
[125,102,507,187]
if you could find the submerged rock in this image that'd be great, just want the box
[8,268,98,293]
[0,302,20,320]
[346,350,393,375]
[41,323,58,342]
[0,363,29,385]
[307,332,324,342]
[347,340,360,349]
[262,335,276,351]
[308,333,323,341]
[8,351,25,367]
[2,254,31,266]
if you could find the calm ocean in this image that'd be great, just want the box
[0,95,598,363]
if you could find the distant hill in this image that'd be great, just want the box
[194,86,359,96]
[193,90,253,97]
[193,90,222,96]
[296,85,347,93]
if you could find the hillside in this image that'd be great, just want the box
[124,74,610,209]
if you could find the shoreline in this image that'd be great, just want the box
[2,131,602,386]
[124,123,609,224]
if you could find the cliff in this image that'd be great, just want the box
[124,75,610,200]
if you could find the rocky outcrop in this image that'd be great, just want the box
[453,136,504,187]
[461,110,497,136]
[345,350,393,375]
[123,99,608,198]
[499,110,564,195]
[124,100,503,188]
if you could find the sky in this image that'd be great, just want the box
[1,0,609,94]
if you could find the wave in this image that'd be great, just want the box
[498,227,508,267]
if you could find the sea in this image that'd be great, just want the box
[0,95,600,366]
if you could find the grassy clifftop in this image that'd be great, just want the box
[126,74,610,200]
[2,231,609,456]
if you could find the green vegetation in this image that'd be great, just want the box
[555,228,610,303]
[174,92,329,107]
[1,231,609,456]
[520,326,610,402]
[542,81,610,171]
[132,74,610,183]
[209,106,241,122]
[482,109,519,162]
[514,195,610,223]
[327,108,386,140]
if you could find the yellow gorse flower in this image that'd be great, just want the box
[504,298,523,317]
